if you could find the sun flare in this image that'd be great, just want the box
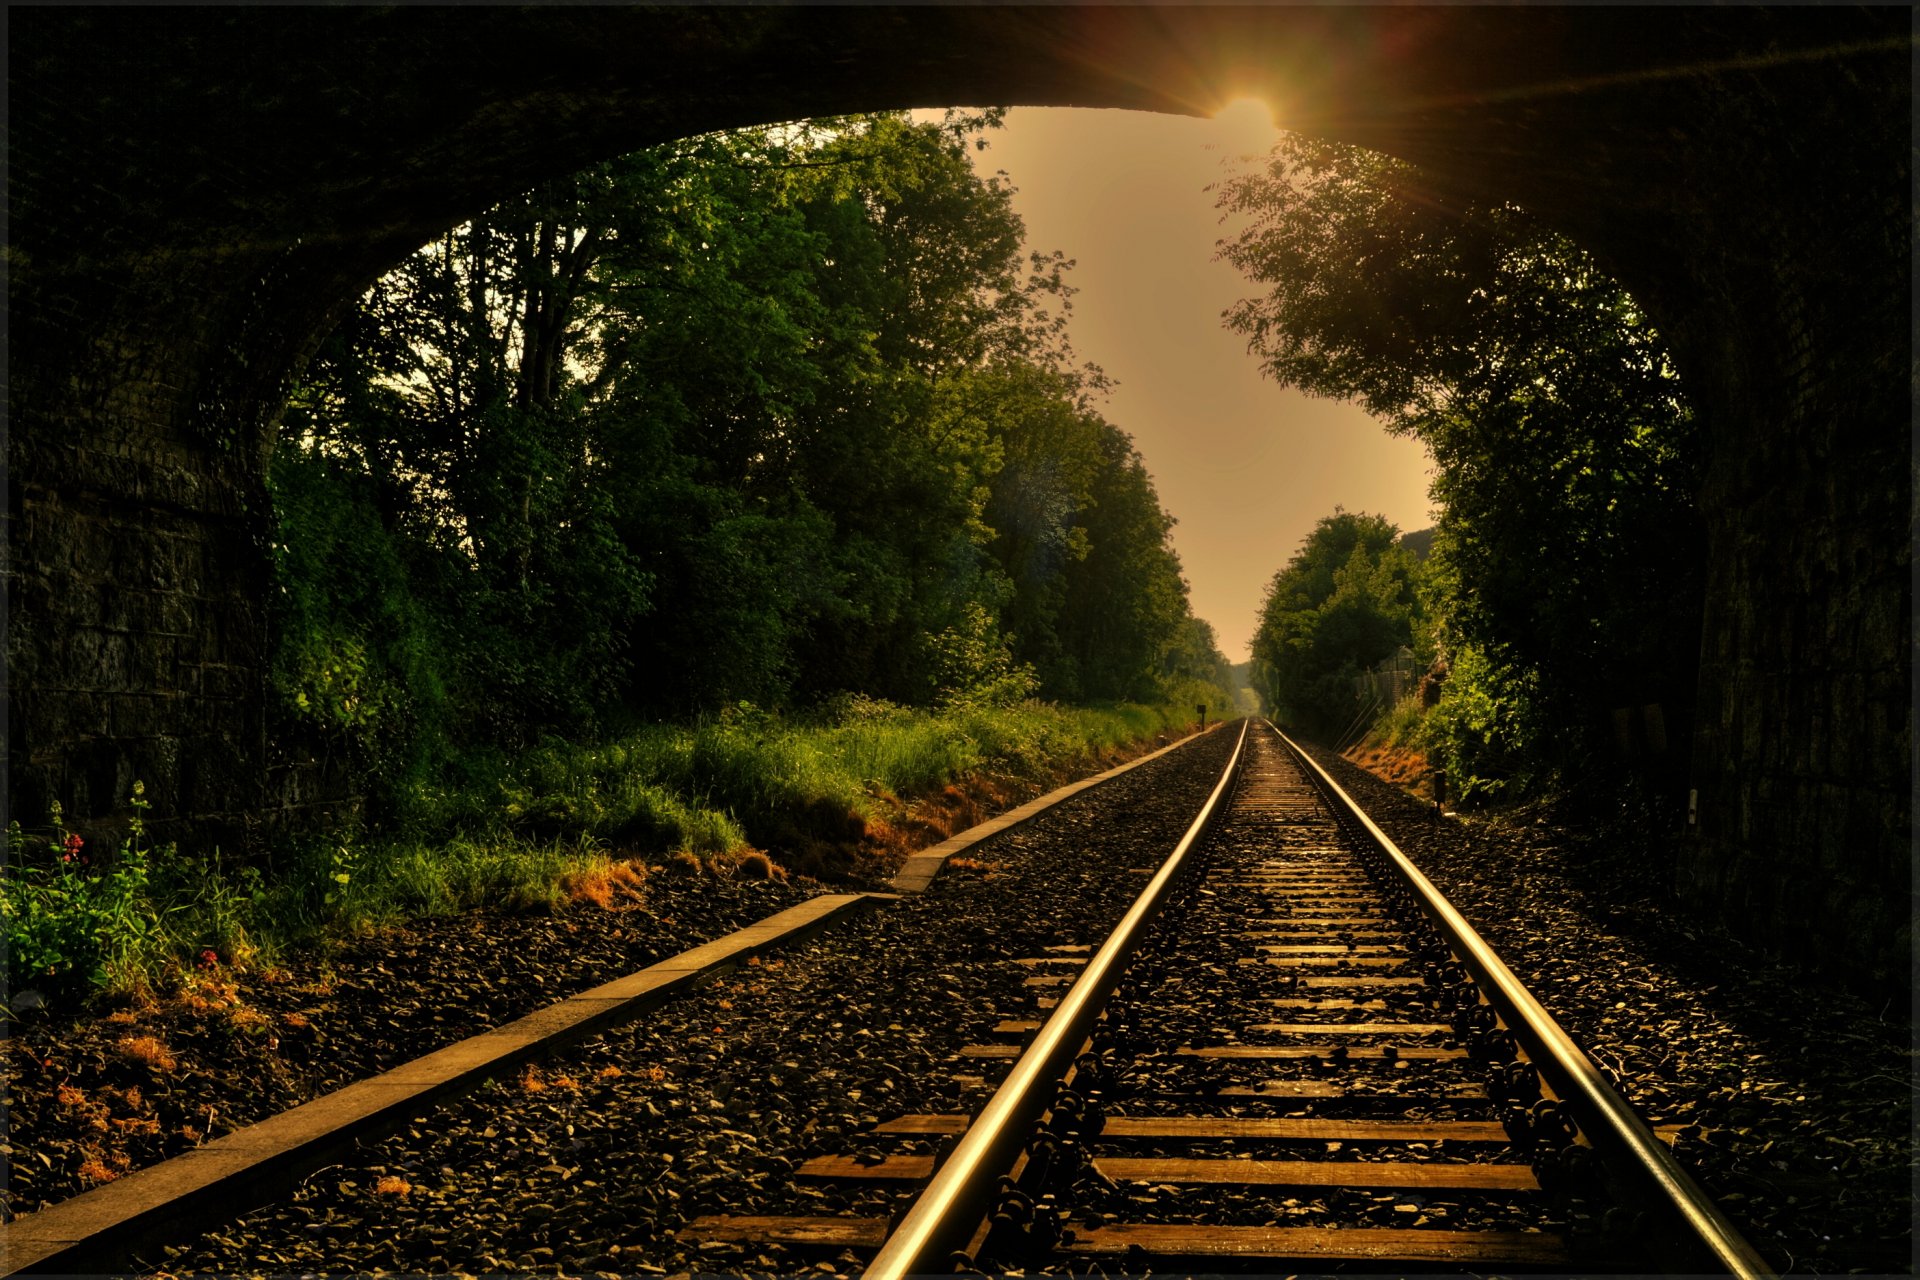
[1208,96,1280,158]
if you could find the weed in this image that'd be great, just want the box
[76,1152,120,1185]
[4,791,159,1002]
[115,1035,177,1072]
[374,1175,412,1196]
[733,851,778,881]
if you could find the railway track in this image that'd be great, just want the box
[8,719,1784,1277]
[684,719,1773,1276]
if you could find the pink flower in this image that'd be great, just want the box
[198,949,220,970]
[63,833,83,855]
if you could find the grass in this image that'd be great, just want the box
[7,688,1226,1009]
[1369,692,1431,753]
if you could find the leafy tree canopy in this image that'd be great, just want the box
[1220,133,1703,781]
[273,111,1233,818]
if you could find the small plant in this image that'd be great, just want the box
[76,1151,125,1186]
[733,850,778,880]
[3,788,160,1004]
[115,1034,178,1073]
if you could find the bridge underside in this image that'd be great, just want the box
[7,8,1909,990]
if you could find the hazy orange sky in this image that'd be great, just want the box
[944,106,1436,662]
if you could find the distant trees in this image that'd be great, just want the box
[274,112,1227,814]
[1249,511,1424,740]
[1221,134,1702,797]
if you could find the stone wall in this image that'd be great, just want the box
[1667,49,1912,993]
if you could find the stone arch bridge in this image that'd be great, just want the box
[7,8,1909,989]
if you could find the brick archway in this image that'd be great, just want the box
[8,7,1908,986]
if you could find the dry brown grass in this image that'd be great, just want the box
[516,1062,581,1092]
[76,1153,120,1186]
[732,850,779,880]
[1344,741,1434,790]
[173,974,243,1015]
[665,849,704,876]
[115,1035,178,1073]
[559,858,649,910]
[56,1083,111,1134]
[75,1148,133,1186]
[596,1065,623,1080]
[862,772,1019,872]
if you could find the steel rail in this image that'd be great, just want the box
[1270,722,1775,1279]
[863,719,1250,1280]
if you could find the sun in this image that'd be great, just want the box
[1207,96,1280,159]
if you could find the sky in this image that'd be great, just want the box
[934,105,1436,663]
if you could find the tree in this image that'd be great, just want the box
[1251,511,1422,738]
[270,106,1238,836]
[1218,134,1703,778]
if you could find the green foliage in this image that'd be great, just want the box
[927,601,1040,709]
[1251,510,1424,739]
[483,693,1222,865]
[267,451,452,816]
[1220,133,1702,789]
[3,795,155,1002]
[1422,645,1565,806]
[272,109,1232,807]
[1373,692,1430,753]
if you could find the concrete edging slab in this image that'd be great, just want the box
[888,722,1220,893]
[2,892,885,1278]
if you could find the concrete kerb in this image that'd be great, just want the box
[1,893,883,1278]
[888,722,1221,894]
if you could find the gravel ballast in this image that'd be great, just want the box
[6,871,819,1222]
[141,727,1245,1276]
[1301,740,1912,1276]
